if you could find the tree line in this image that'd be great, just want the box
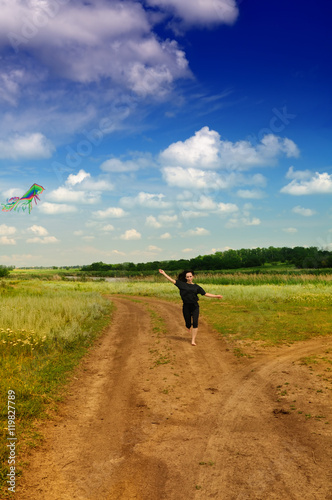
[80,246,332,274]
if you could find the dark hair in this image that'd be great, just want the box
[177,270,195,282]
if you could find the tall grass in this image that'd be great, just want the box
[0,281,112,496]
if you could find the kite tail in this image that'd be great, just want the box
[1,184,44,213]
[1,197,20,212]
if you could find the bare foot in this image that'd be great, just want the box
[191,342,196,346]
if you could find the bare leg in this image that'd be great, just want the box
[187,327,191,336]
[191,328,198,346]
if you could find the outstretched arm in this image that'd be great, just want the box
[159,269,176,284]
[204,292,223,299]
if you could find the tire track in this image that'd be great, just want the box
[16,296,332,500]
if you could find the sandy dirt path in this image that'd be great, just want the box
[16,296,332,500]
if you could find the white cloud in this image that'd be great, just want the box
[226,216,261,228]
[282,227,298,233]
[0,224,16,236]
[286,166,312,180]
[147,245,162,252]
[182,227,210,237]
[0,236,16,245]
[180,195,217,211]
[160,127,299,171]
[146,216,162,228]
[120,229,141,240]
[146,0,239,28]
[292,206,316,216]
[160,127,221,169]
[92,207,127,219]
[48,186,100,205]
[217,203,239,215]
[28,225,48,236]
[158,214,178,225]
[281,172,332,195]
[160,232,171,239]
[66,169,91,186]
[237,189,265,199]
[0,67,26,106]
[39,202,78,214]
[26,236,59,244]
[181,211,208,219]
[0,132,55,159]
[1,1,190,96]
[101,224,115,232]
[120,192,171,209]
[162,166,232,189]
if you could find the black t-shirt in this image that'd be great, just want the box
[175,280,206,304]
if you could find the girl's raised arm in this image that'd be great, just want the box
[159,269,176,284]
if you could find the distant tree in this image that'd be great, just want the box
[0,266,11,278]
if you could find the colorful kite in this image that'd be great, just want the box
[2,184,45,214]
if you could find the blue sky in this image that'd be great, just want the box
[0,0,331,267]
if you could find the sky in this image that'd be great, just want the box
[0,0,331,267]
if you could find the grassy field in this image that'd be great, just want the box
[1,276,331,494]
[0,280,112,495]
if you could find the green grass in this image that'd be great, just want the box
[1,277,331,495]
[0,280,113,496]
[102,281,332,346]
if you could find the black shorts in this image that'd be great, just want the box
[182,303,199,329]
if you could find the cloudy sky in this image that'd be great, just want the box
[0,0,331,267]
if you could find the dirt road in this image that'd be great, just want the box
[17,296,332,499]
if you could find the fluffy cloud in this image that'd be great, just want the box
[160,232,171,239]
[1,1,190,96]
[146,216,162,228]
[160,127,299,171]
[292,206,316,216]
[282,227,298,233]
[0,224,16,236]
[0,67,26,106]
[145,214,179,227]
[26,236,59,244]
[120,229,141,240]
[281,172,332,195]
[65,169,113,191]
[48,187,100,205]
[182,227,210,237]
[101,224,115,232]
[146,0,239,28]
[39,202,78,214]
[160,127,221,169]
[147,245,162,252]
[217,203,239,215]
[0,132,55,159]
[93,207,128,219]
[0,236,16,245]
[226,216,261,228]
[66,170,91,186]
[120,192,171,209]
[28,225,48,236]
[162,166,233,189]
[236,189,265,199]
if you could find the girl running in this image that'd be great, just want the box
[159,269,223,346]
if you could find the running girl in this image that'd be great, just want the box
[159,269,223,346]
